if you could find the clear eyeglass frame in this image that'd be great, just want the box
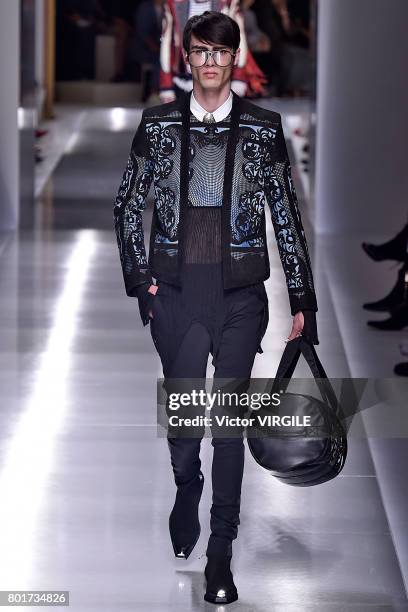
[187,49,236,68]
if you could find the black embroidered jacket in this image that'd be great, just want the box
[114,90,318,330]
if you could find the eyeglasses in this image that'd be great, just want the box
[187,48,235,67]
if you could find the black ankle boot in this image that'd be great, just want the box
[363,262,408,312]
[362,223,408,262]
[204,554,238,604]
[169,470,204,559]
[367,302,408,330]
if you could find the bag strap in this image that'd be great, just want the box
[271,337,340,416]
[299,340,341,415]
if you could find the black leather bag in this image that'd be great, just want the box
[246,337,347,486]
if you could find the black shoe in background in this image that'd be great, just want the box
[394,362,408,376]
[367,301,408,330]
[362,222,408,262]
[363,261,408,312]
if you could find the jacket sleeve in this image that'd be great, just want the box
[113,110,155,301]
[263,115,318,321]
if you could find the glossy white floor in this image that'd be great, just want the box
[0,102,407,611]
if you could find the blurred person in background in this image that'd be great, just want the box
[130,0,164,101]
[283,0,312,96]
[249,0,288,95]
[111,0,142,82]
[268,0,312,97]
[241,0,270,53]
[159,0,268,103]
[96,0,115,30]
[56,0,105,80]
[241,0,277,95]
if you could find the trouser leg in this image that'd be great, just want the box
[152,317,212,486]
[206,293,264,557]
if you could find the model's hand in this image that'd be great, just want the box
[285,311,304,343]
[147,284,158,318]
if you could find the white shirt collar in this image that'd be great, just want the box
[190,90,233,122]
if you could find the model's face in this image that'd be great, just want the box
[185,33,240,92]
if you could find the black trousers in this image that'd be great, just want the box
[150,264,267,557]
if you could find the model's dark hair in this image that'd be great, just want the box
[183,11,240,53]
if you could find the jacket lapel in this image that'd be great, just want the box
[177,90,192,279]
[221,90,241,287]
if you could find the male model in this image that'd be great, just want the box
[114,10,318,605]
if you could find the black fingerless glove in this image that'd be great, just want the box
[129,282,155,327]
